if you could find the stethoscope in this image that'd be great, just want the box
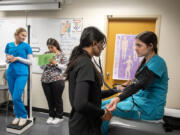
[92,56,141,114]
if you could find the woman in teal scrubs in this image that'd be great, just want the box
[5,27,33,126]
[102,31,168,135]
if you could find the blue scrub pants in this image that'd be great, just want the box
[6,72,28,119]
[101,98,141,135]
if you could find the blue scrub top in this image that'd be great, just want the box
[5,42,32,75]
[133,55,169,120]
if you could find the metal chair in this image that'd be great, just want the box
[0,85,9,122]
[0,67,11,123]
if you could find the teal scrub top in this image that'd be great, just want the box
[5,42,32,75]
[133,55,169,120]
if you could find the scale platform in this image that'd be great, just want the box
[7,120,33,134]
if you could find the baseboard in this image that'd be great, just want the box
[0,100,13,110]
[0,100,70,117]
[32,107,70,117]
[32,107,48,113]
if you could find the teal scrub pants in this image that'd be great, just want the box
[101,98,141,135]
[6,72,28,118]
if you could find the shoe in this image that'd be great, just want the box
[52,118,63,124]
[18,118,27,126]
[46,117,54,124]
[12,118,20,125]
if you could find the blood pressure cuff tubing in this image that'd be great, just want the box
[118,66,158,101]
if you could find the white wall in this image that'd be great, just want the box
[0,0,180,112]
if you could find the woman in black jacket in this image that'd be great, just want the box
[64,26,112,135]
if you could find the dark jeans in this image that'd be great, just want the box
[42,80,65,118]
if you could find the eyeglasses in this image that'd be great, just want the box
[98,41,106,49]
[102,43,106,49]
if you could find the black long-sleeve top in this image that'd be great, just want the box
[74,81,105,117]
[68,54,105,135]
[118,66,157,101]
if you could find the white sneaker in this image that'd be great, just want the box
[18,118,27,126]
[46,117,54,124]
[52,118,63,124]
[12,118,20,125]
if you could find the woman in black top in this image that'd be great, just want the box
[64,27,112,135]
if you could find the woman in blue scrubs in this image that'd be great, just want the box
[5,27,33,126]
[102,31,168,135]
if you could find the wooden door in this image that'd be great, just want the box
[104,18,156,90]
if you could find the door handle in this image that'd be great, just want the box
[106,72,110,79]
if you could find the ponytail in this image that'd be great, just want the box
[69,46,83,62]
[64,45,85,80]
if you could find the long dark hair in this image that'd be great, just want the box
[64,26,106,85]
[135,31,158,73]
[47,38,62,51]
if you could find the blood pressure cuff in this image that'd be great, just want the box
[101,89,118,99]
[118,66,157,101]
